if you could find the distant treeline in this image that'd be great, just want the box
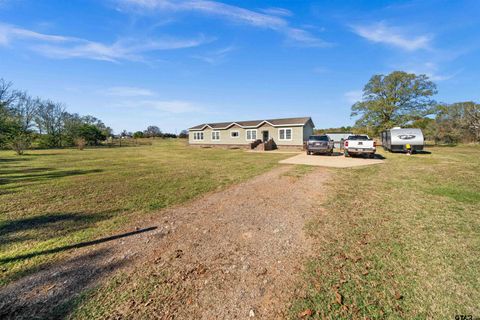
[326,71,479,144]
[0,78,114,154]
[123,126,188,139]
[0,79,187,154]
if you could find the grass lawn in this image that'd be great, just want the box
[0,139,290,287]
[291,145,480,319]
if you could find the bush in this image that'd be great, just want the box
[75,137,86,150]
[9,134,31,155]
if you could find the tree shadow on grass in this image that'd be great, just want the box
[0,226,157,263]
[0,169,102,186]
[0,158,31,163]
[0,227,157,319]
[0,248,124,319]
[0,212,116,246]
[0,167,54,175]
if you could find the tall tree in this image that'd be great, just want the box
[463,102,480,141]
[351,71,437,134]
[0,79,19,148]
[144,125,162,138]
[35,100,67,147]
[12,92,39,132]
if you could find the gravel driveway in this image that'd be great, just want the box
[280,152,384,168]
[0,165,330,319]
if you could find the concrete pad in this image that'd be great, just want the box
[279,153,384,168]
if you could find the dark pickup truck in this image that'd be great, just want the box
[306,135,334,155]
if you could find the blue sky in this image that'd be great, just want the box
[1,0,479,133]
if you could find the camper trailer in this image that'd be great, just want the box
[381,127,424,153]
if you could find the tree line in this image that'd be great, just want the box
[128,126,188,139]
[351,71,480,143]
[0,79,188,154]
[0,79,113,154]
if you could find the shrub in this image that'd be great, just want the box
[75,137,86,150]
[10,134,31,155]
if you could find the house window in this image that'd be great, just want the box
[212,131,220,140]
[246,129,257,141]
[193,132,204,140]
[279,128,292,141]
[230,131,239,138]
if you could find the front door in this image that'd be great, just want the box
[262,130,269,142]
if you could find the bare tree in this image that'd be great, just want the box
[13,91,40,132]
[464,103,480,141]
[35,100,67,147]
[0,79,18,108]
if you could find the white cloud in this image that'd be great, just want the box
[395,61,461,82]
[260,7,292,17]
[116,99,200,113]
[105,86,155,97]
[0,23,210,62]
[0,23,71,46]
[352,22,431,51]
[344,90,363,104]
[191,45,236,64]
[117,0,330,47]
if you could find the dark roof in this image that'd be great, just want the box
[189,117,313,130]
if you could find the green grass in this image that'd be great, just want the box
[291,146,480,319]
[0,140,289,286]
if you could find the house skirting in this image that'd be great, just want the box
[189,143,305,150]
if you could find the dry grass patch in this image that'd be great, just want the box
[291,146,480,319]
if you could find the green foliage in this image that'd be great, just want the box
[314,126,353,134]
[0,78,112,150]
[351,71,437,134]
[133,131,145,139]
[144,125,161,138]
[78,124,106,145]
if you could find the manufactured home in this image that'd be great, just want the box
[188,117,315,150]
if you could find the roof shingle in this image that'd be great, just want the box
[189,117,312,130]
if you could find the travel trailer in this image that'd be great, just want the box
[381,127,424,153]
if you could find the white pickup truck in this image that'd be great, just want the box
[344,135,376,158]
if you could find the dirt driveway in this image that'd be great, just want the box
[280,152,384,168]
[0,166,329,319]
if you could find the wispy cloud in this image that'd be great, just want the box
[403,62,461,82]
[351,22,431,51]
[105,86,155,97]
[191,45,236,64]
[117,0,330,47]
[260,7,293,17]
[344,90,363,104]
[0,23,211,62]
[115,99,201,113]
[0,23,70,45]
